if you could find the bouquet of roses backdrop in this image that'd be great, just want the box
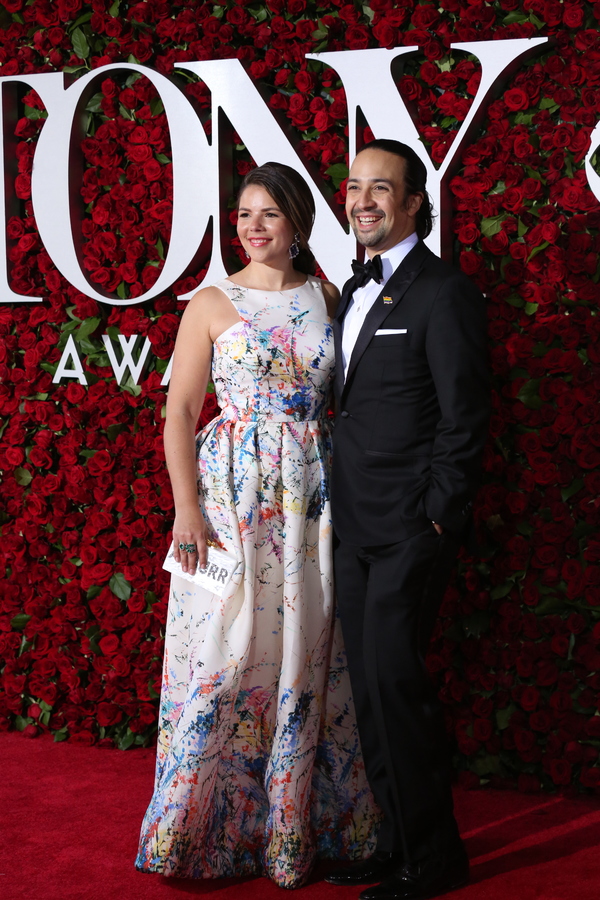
[1,0,600,792]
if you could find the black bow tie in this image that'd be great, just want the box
[351,254,383,288]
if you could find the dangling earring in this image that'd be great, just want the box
[289,233,300,259]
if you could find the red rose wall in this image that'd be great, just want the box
[1,0,600,794]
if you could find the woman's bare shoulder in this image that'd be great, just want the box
[181,283,231,319]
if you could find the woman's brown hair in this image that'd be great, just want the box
[238,162,317,275]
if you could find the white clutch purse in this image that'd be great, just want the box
[163,542,241,598]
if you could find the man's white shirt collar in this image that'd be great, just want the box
[341,232,419,379]
[373,232,419,287]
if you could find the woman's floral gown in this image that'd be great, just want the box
[136,276,378,887]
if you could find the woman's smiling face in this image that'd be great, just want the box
[237,185,296,266]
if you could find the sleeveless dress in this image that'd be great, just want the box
[136,276,378,887]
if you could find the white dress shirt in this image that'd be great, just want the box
[341,232,419,378]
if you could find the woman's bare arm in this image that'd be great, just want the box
[164,287,229,572]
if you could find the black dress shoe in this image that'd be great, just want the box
[358,850,469,899]
[324,852,403,886]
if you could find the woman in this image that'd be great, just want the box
[136,162,377,887]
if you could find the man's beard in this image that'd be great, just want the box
[350,211,389,248]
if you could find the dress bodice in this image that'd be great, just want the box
[211,276,334,422]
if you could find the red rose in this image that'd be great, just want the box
[96,701,123,726]
[504,88,529,111]
[99,634,120,656]
[548,758,572,786]
[345,25,370,50]
[520,687,540,712]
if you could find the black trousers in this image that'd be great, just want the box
[334,526,461,863]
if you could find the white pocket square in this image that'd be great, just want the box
[374,328,408,336]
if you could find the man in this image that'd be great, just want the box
[326,140,490,900]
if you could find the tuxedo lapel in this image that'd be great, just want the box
[342,243,428,394]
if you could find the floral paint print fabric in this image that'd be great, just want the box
[136,276,378,887]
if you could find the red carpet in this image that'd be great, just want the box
[2,732,600,900]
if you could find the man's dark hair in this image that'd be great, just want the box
[356,139,435,240]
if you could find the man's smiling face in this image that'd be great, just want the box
[345,148,423,257]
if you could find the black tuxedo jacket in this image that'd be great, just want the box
[331,240,490,546]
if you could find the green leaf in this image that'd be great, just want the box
[564,155,574,179]
[516,521,534,537]
[527,241,549,261]
[155,153,170,164]
[480,214,505,237]
[15,716,33,731]
[71,11,93,29]
[540,98,559,112]
[76,317,101,342]
[534,595,565,616]
[148,679,160,700]
[362,4,375,22]
[53,727,69,742]
[109,0,120,16]
[149,97,164,117]
[516,378,542,410]
[463,611,490,638]
[496,705,515,730]
[514,112,534,126]
[524,302,538,316]
[490,583,512,600]
[562,479,584,502]
[110,572,132,601]
[11,613,31,631]
[517,219,527,237]
[121,376,142,396]
[505,295,524,308]
[325,162,349,190]
[71,27,90,60]
[118,729,135,750]
[23,106,47,121]
[125,72,142,88]
[107,423,125,441]
[86,585,103,600]
[78,338,101,355]
[472,755,501,776]
[117,281,128,300]
[14,467,32,486]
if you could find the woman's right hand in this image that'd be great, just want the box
[172,507,209,574]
